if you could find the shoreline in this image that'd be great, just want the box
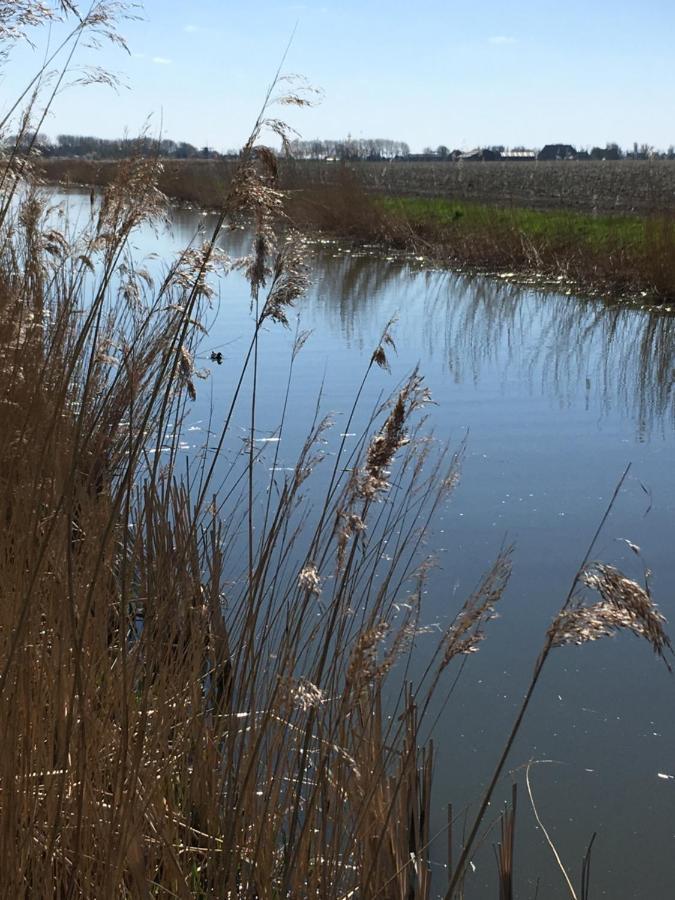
[38,157,675,307]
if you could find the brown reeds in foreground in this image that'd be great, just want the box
[0,145,511,897]
[0,6,511,896]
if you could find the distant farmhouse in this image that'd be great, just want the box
[501,148,538,161]
[589,144,622,161]
[538,144,577,160]
[459,148,501,162]
[457,148,537,162]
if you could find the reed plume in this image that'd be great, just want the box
[550,562,671,664]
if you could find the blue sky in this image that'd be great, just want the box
[2,0,674,151]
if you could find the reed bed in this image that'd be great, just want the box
[0,8,498,895]
[0,142,454,899]
[2,4,672,898]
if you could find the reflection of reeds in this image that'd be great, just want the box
[302,250,675,436]
[419,271,675,435]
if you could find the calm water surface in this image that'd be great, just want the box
[58,192,675,898]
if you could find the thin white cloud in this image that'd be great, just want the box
[488,35,516,45]
[183,22,223,38]
[152,56,172,65]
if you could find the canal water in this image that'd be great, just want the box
[56,190,675,897]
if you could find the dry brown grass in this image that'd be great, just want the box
[38,158,237,208]
[0,10,508,895]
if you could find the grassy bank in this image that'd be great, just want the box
[39,157,675,303]
[282,171,675,303]
[376,196,675,302]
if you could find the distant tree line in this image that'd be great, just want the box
[3,132,674,163]
[286,138,411,160]
[2,133,233,160]
[2,133,412,162]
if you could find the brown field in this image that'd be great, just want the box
[294,158,675,216]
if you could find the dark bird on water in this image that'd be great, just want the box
[210,351,223,365]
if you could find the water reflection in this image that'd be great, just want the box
[308,246,675,436]
[52,188,675,437]
[445,278,675,435]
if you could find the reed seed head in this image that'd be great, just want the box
[549,562,672,666]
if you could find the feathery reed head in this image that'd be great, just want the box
[358,371,431,500]
[440,549,512,669]
[549,562,672,667]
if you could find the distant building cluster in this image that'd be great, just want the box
[289,140,675,163]
[399,143,673,163]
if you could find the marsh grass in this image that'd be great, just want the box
[39,157,238,208]
[0,7,507,896]
[376,196,675,303]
